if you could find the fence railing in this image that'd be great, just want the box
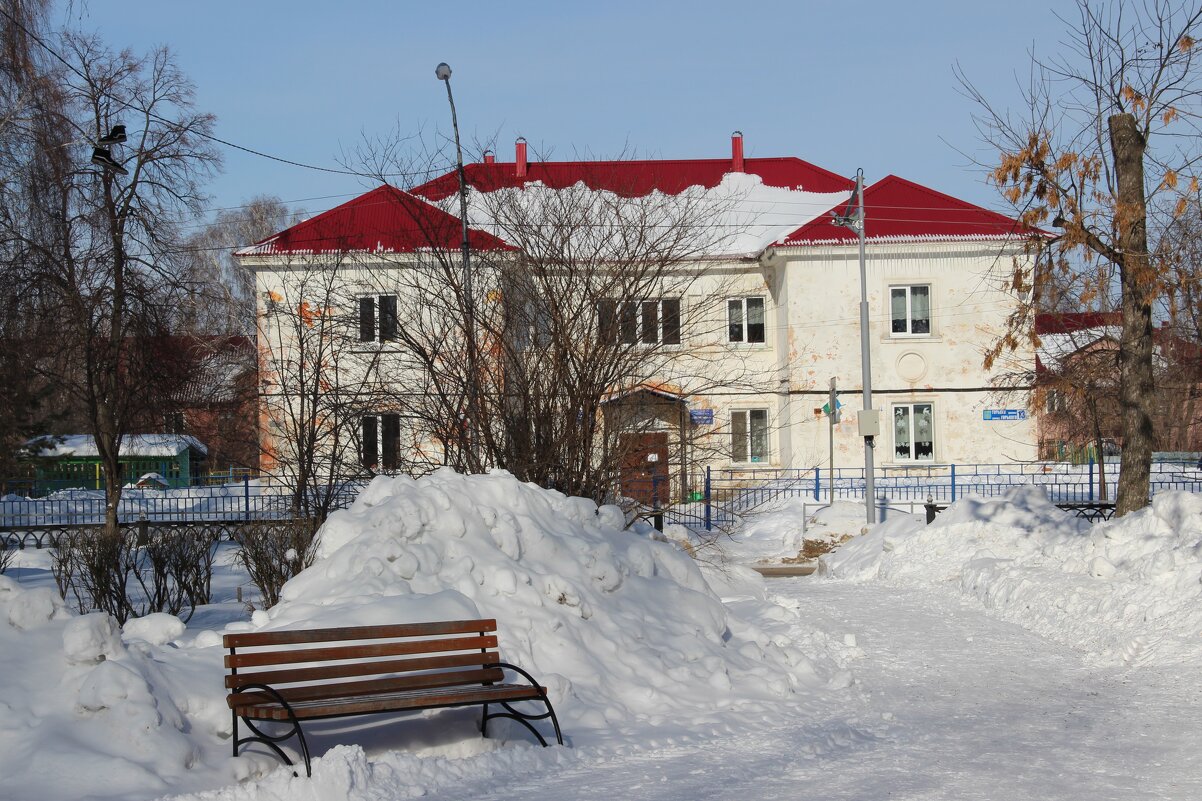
[0,477,360,529]
[7,460,1202,534]
[629,460,1202,530]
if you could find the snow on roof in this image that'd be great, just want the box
[28,434,208,458]
[239,157,1025,261]
[411,155,855,199]
[776,174,1033,246]
[462,172,850,259]
[235,185,513,257]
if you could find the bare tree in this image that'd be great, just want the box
[963,0,1202,514]
[0,0,71,472]
[0,32,219,533]
[254,252,395,521]
[357,151,772,505]
[176,196,302,335]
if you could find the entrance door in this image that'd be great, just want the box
[619,433,669,507]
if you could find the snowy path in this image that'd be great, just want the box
[421,579,1202,801]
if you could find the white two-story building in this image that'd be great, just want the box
[238,134,1036,496]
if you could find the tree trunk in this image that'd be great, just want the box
[1090,398,1108,502]
[1109,113,1155,516]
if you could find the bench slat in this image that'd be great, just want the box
[227,667,506,708]
[225,634,498,669]
[223,619,497,649]
[225,650,499,689]
[235,683,543,721]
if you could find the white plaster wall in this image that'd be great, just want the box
[776,241,1037,471]
[245,241,1036,479]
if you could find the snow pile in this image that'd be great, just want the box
[0,577,228,801]
[727,500,880,564]
[240,469,836,732]
[0,469,850,800]
[820,487,1202,666]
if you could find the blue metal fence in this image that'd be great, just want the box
[694,460,1202,529]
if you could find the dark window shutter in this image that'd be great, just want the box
[661,298,681,345]
[379,295,398,342]
[382,414,400,470]
[619,301,639,345]
[359,297,375,343]
[641,301,659,344]
[598,299,616,342]
[361,415,378,468]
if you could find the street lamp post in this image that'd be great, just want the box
[833,169,877,524]
[435,62,479,467]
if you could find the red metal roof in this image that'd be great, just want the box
[412,157,854,200]
[1035,312,1123,335]
[777,174,1030,246]
[237,185,511,256]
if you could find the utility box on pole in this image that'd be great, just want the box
[857,409,880,438]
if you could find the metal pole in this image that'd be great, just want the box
[832,170,875,524]
[829,376,836,502]
[854,170,876,523]
[438,64,478,468]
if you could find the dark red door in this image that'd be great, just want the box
[619,433,669,507]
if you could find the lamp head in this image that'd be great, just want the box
[435,63,452,81]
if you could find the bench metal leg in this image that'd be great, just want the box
[481,662,564,747]
[230,684,313,777]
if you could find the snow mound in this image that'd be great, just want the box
[0,576,226,801]
[243,469,833,730]
[729,500,882,564]
[819,487,1202,666]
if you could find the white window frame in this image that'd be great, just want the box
[889,284,932,337]
[731,408,770,464]
[892,402,935,462]
[727,296,766,344]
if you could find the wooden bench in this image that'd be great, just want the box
[224,618,563,777]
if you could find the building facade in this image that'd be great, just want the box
[239,135,1037,497]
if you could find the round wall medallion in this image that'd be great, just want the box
[896,351,928,383]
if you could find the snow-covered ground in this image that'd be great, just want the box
[1,476,1201,800]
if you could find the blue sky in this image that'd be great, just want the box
[75,0,1070,224]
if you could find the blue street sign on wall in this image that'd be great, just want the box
[690,409,714,425]
[983,409,1027,421]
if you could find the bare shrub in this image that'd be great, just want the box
[232,518,318,609]
[51,522,221,624]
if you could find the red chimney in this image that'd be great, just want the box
[483,149,496,164]
[515,137,527,178]
[731,131,744,173]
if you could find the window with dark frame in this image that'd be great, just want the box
[598,297,681,345]
[727,297,765,344]
[359,295,399,343]
[361,413,402,470]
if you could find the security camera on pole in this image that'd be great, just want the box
[832,169,877,524]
